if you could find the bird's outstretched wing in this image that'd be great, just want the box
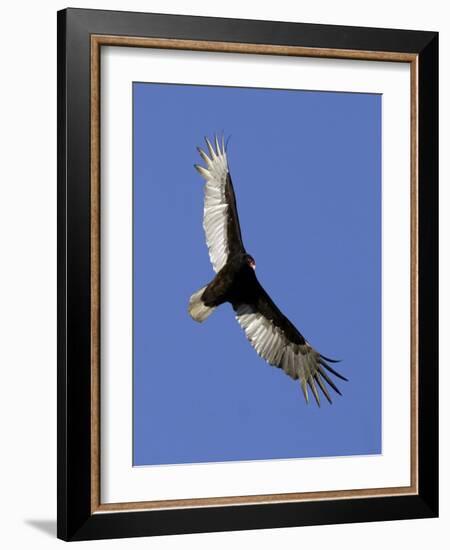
[194,135,245,272]
[233,280,347,406]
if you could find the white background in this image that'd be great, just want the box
[0,1,446,548]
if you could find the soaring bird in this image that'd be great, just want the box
[189,135,346,405]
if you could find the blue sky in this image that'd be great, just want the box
[133,82,381,466]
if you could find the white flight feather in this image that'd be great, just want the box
[235,304,337,404]
[195,136,230,273]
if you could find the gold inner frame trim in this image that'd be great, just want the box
[90,34,419,514]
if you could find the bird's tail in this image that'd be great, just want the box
[188,285,216,322]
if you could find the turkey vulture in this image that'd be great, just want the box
[189,135,346,405]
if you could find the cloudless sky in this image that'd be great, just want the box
[133,82,381,466]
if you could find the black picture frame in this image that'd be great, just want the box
[57,7,438,541]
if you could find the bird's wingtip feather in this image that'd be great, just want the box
[320,354,341,363]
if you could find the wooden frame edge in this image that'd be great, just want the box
[91,34,417,62]
[91,34,101,513]
[410,55,419,497]
[94,485,417,513]
[89,34,420,514]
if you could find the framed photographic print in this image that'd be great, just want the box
[57,8,438,541]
